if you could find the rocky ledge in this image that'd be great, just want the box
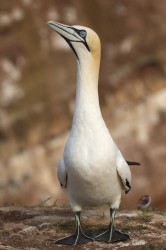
[0,206,165,250]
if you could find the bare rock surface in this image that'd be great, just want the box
[0,0,166,210]
[0,206,165,249]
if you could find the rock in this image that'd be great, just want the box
[22,226,37,233]
[0,0,166,211]
[0,206,165,249]
[0,245,21,250]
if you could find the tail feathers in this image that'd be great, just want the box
[126,160,141,166]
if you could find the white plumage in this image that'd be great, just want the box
[48,21,132,245]
[56,26,131,211]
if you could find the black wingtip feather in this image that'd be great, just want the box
[126,161,141,166]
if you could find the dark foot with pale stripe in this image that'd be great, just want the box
[85,228,106,238]
[85,227,129,243]
[54,231,94,245]
[95,226,129,243]
[54,211,94,245]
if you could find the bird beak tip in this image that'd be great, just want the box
[47,20,53,26]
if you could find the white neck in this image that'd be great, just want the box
[72,53,102,125]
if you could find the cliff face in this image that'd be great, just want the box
[0,0,166,209]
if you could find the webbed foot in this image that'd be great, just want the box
[54,231,94,245]
[95,226,130,243]
[91,208,130,243]
[85,227,129,243]
[54,211,94,245]
[84,228,106,238]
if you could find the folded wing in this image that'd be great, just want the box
[116,150,131,194]
[57,158,67,188]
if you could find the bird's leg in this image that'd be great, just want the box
[94,208,130,243]
[54,211,94,245]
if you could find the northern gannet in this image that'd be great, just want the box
[47,21,139,245]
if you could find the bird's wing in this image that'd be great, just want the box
[57,158,67,188]
[116,150,131,194]
[126,160,140,166]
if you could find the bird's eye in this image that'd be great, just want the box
[79,30,87,38]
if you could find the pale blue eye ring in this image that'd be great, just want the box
[80,30,87,38]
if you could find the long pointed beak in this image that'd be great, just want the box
[47,21,83,42]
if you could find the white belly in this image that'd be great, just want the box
[64,124,122,211]
[67,165,122,211]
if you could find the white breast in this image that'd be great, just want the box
[63,114,122,211]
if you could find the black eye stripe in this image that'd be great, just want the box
[71,28,87,39]
[60,26,90,53]
[70,28,90,52]
[79,30,87,38]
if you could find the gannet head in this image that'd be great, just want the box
[47,21,101,61]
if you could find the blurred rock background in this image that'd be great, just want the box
[0,0,165,209]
